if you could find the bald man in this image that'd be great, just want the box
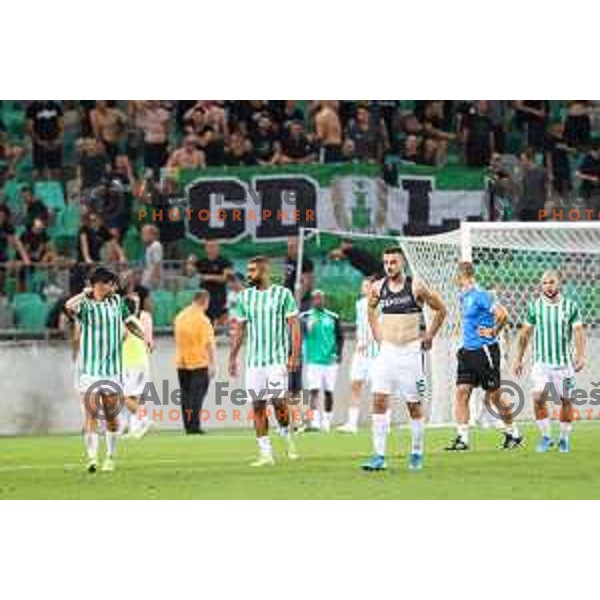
[514,271,586,453]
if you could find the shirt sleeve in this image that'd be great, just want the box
[283,288,299,318]
[569,302,583,326]
[234,292,247,322]
[526,301,537,325]
[120,296,131,320]
[479,290,494,314]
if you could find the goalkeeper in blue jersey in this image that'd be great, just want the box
[300,290,344,432]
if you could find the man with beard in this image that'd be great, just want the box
[513,271,586,453]
[229,256,301,466]
[362,247,447,471]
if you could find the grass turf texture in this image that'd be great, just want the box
[1,424,599,499]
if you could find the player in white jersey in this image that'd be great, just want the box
[514,271,586,453]
[65,267,142,473]
[229,256,302,466]
[362,247,447,471]
[338,277,380,434]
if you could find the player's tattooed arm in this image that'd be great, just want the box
[574,323,586,372]
[228,319,246,377]
[414,279,447,350]
[367,278,383,344]
[514,323,533,377]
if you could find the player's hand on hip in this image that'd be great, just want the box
[420,332,433,351]
[514,360,524,378]
[574,356,585,372]
[478,326,495,338]
[228,358,239,378]
[288,355,300,372]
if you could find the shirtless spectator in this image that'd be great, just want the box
[421,101,455,165]
[315,101,343,163]
[139,101,171,177]
[90,101,128,164]
[167,135,206,170]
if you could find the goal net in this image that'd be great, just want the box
[401,222,600,425]
[301,223,600,427]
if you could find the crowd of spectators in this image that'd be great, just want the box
[1,100,600,328]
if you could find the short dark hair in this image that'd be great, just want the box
[383,246,404,257]
[90,266,117,285]
[249,255,270,267]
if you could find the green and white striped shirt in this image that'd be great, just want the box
[526,296,582,368]
[77,295,130,377]
[234,285,298,368]
[355,297,379,359]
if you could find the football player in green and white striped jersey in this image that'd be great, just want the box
[338,277,380,434]
[229,256,301,466]
[65,267,139,473]
[514,271,586,453]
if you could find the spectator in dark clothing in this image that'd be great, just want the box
[462,101,494,167]
[77,210,113,263]
[514,101,549,150]
[280,121,316,164]
[284,236,314,296]
[347,105,388,163]
[250,115,279,165]
[329,238,383,277]
[0,204,30,295]
[576,142,600,217]
[225,132,256,166]
[544,122,573,196]
[78,138,110,191]
[196,239,233,323]
[564,101,591,150]
[20,218,50,263]
[25,100,64,178]
[518,147,548,221]
[21,185,49,227]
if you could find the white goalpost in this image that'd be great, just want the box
[296,223,600,427]
[402,221,600,425]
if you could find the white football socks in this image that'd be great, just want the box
[85,431,98,460]
[105,431,118,458]
[257,435,273,456]
[559,421,572,441]
[410,418,425,455]
[457,424,469,445]
[537,417,551,438]
[347,406,360,428]
[372,413,389,456]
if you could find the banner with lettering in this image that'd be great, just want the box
[172,163,485,241]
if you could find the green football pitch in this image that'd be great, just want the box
[2,424,600,499]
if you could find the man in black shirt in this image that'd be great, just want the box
[280,121,316,164]
[21,185,49,228]
[329,238,383,277]
[514,101,549,151]
[576,142,600,218]
[0,205,30,295]
[250,115,279,165]
[544,122,573,197]
[25,100,64,178]
[518,147,548,221]
[462,101,494,167]
[196,240,233,323]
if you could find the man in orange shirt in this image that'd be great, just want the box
[174,289,216,434]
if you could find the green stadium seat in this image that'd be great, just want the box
[11,293,49,332]
[151,290,176,327]
[13,300,50,332]
[175,290,197,313]
[12,292,43,309]
[34,181,65,212]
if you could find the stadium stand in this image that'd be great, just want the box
[1,100,600,333]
